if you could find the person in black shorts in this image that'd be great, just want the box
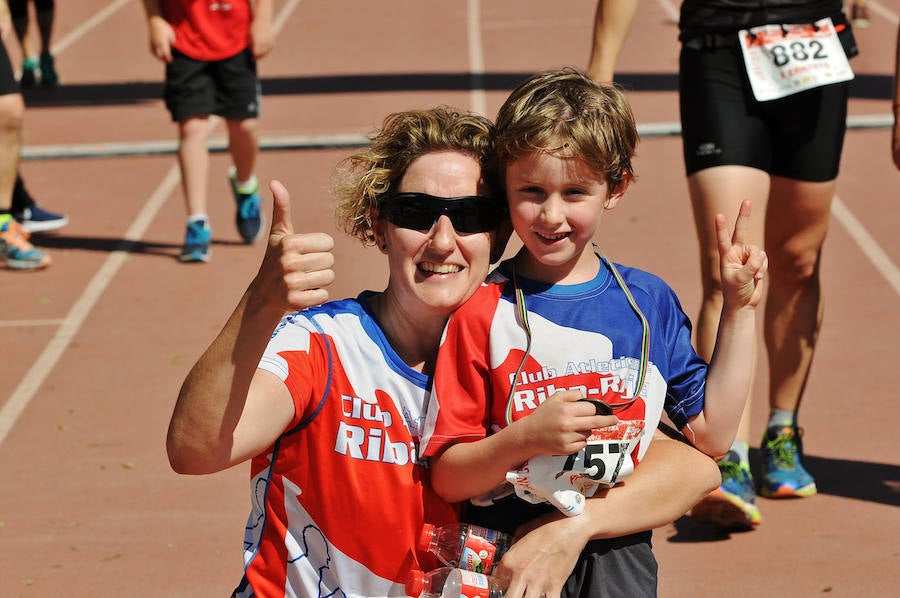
[0,0,67,270]
[142,0,274,263]
[588,0,859,530]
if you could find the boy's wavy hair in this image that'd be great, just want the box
[493,68,638,189]
[332,107,501,246]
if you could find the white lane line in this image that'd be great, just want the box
[0,166,181,446]
[468,0,487,116]
[657,0,680,24]
[0,319,66,328]
[869,1,900,24]
[51,0,133,55]
[21,114,895,161]
[274,0,304,34]
[831,196,900,296]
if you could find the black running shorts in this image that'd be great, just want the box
[679,39,849,182]
[164,47,261,122]
[0,42,19,96]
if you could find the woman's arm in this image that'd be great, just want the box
[166,181,335,474]
[495,428,720,598]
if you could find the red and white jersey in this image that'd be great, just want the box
[159,0,252,61]
[421,258,707,474]
[234,295,457,598]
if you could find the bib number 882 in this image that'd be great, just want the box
[769,40,827,67]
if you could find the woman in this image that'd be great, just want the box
[588,0,858,530]
[166,107,719,597]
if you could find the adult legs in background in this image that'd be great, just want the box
[9,0,58,87]
[757,176,834,499]
[0,61,50,269]
[686,165,768,528]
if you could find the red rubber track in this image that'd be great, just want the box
[1,1,898,595]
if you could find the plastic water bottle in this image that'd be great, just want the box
[418,522,511,574]
[405,566,505,598]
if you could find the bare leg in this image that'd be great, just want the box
[0,89,49,269]
[0,93,25,209]
[177,116,211,218]
[763,176,834,415]
[686,165,768,529]
[689,165,769,446]
[11,13,31,56]
[35,6,55,54]
[225,117,258,182]
[586,0,639,83]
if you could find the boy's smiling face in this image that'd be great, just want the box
[505,150,628,285]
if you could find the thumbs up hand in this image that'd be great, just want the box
[250,180,335,313]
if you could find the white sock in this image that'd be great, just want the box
[767,408,795,430]
[728,440,750,466]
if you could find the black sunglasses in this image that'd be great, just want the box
[379,192,507,234]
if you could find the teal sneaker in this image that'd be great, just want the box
[178,218,211,263]
[229,168,263,243]
[39,51,58,87]
[690,450,761,530]
[20,57,38,88]
[759,426,817,498]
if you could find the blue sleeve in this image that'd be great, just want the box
[627,269,707,430]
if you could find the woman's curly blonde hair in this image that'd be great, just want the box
[332,107,500,246]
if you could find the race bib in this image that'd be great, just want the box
[506,420,645,516]
[738,18,854,102]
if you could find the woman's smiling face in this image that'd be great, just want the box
[376,151,497,318]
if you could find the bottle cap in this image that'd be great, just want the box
[405,569,425,597]
[417,523,436,552]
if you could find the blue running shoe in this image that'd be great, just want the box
[1,218,51,270]
[759,426,817,498]
[179,218,211,263]
[690,450,761,530]
[15,204,69,233]
[229,168,263,243]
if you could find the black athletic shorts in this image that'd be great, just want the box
[679,36,850,182]
[467,498,657,597]
[0,41,19,96]
[164,47,261,122]
[9,0,55,19]
[562,534,657,598]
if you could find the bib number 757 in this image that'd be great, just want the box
[562,441,625,484]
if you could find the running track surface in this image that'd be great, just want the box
[1,1,898,596]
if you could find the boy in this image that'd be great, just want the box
[142,0,273,262]
[421,69,767,596]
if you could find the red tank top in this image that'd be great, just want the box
[160,0,251,61]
